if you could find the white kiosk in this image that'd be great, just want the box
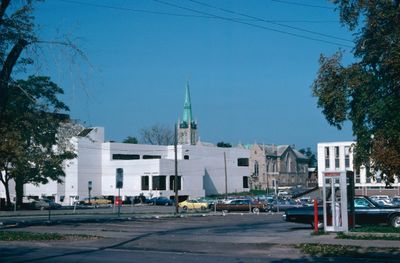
[322,172,349,232]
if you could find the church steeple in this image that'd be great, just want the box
[182,83,193,125]
[178,82,198,145]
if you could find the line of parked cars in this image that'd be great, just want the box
[283,195,400,228]
[28,199,62,210]
[368,195,400,207]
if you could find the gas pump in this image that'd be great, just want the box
[322,172,349,232]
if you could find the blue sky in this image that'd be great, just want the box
[32,0,355,150]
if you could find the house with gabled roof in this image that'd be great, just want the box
[248,144,308,191]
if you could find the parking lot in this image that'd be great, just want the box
[0,213,321,263]
[2,211,400,263]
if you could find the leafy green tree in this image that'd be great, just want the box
[0,76,75,208]
[123,136,138,144]
[216,142,232,148]
[299,148,317,168]
[0,1,83,207]
[312,1,400,184]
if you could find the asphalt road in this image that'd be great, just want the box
[1,213,399,263]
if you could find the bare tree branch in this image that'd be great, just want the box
[0,0,11,24]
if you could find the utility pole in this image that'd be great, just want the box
[174,124,179,214]
[88,181,92,204]
[224,152,228,200]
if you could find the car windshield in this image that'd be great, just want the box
[355,197,376,208]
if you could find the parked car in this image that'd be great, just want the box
[81,196,112,206]
[283,196,400,228]
[123,195,147,204]
[179,199,209,211]
[30,199,62,210]
[369,195,394,206]
[212,199,267,213]
[392,196,400,207]
[268,199,304,212]
[145,197,174,206]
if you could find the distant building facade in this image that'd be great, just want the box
[248,144,308,191]
[317,141,400,196]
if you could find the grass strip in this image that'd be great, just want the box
[296,243,400,258]
[0,231,98,241]
[351,225,400,234]
[337,232,400,241]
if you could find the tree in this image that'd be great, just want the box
[0,0,37,115]
[299,148,317,168]
[312,1,400,184]
[140,124,174,145]
[123,136,138,144]
[0,1,83,208]
[216,142,232,148]
[0,76,76,208]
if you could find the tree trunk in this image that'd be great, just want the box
[0,168,12,209]
[0,180,12,209]
[0,38,29,114]
[15,174,24,209]
[3,179,11,209]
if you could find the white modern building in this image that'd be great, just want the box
[317,141,400,196]
[59,127,250,205]
[0,126,251,206]
[0,85,251,206]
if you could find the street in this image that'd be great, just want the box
[1,213,399,263]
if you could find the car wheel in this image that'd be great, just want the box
[183,206,188,211]
[390,215,400,228]
[252,207,260,213]
[201,206,206,211]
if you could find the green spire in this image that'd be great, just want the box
[182,82,193,124]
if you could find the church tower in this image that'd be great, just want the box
[178,83,198,145]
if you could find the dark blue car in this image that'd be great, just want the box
[146,197,174,206]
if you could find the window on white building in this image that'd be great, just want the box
[243,176,249,188]
[152,176,166,190]
[113,154,140,160]
[325,147,330,168]
[169,176,181,191]
[355,174,360,184]
[141,176,149,190]
[335,146,340,168]
[238,158,249,167]
[143,155,161,159]
[344,146,350,168]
